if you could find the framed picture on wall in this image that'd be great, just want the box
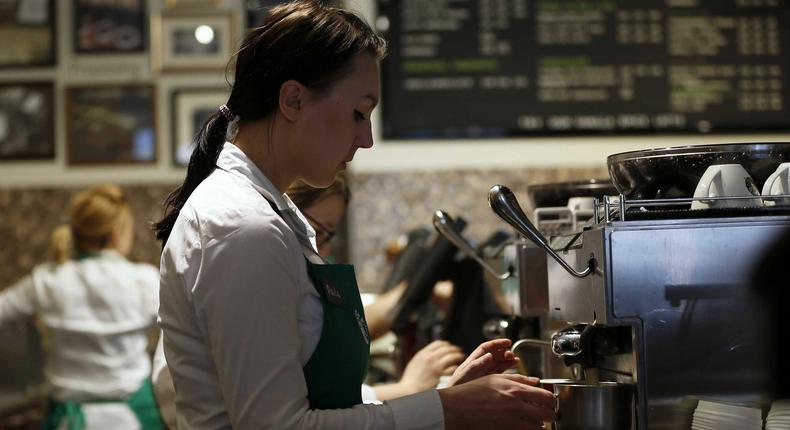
[171,88,228,166]
[244,0,339,28]
[73,0,147,53]
[65,84,157,165]
[151,11,235,71]
[0,0,56,68]
[164,0,224,8]
[0,82,54,160]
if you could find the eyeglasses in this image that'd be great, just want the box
[303,212,336,248]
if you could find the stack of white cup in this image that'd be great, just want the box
[691,162,790,209]
[766,399,790,430]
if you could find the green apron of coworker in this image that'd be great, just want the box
[302,257,371,409]
[43,379,164,430]
[43,253,165,430]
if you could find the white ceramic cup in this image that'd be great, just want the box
[761,162,790,206]
[691,164,761,209]
[567,197,595,211]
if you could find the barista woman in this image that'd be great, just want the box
[0,185,163,429]
[154,1,555,429]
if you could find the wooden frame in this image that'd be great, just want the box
[151,11,235,72]
[0,0,56,68]
[65,84,157,165]
[171,88,228,167]
[245,0,340,28]
[164,0,224,7]
[0,82,55,161]
[73,0,147,53]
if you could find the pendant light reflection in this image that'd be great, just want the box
[194,25,215,45]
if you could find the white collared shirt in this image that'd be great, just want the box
[0,250,158,401]
[159,142,444,430]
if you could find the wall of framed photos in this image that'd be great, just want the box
[0,0,240,187]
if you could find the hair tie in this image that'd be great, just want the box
[219,104,234,121]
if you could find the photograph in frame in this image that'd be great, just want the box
[151,11,235,71]
[171,88,228,166]
[164,0,224,8]
[66,85,157,165]
[73,0,147,53]
[0,82,55,160]
[244,0,339,28]
[0,0,56,67]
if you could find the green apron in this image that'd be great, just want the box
[261,193,371,409]
[43,379,164,430]
[302,258,371,409]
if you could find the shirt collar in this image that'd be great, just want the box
[215,142,291,212]
[215,142,319,249]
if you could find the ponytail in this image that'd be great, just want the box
[49,224,73,264]
[154,109,231,244]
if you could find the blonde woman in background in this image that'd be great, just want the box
[0,185,164,430]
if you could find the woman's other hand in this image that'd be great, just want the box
[448,338,518,387]
[373,340,464,400]
[401,340,464,392]
[439,373,556,430]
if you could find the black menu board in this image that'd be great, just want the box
[377,0,790,139]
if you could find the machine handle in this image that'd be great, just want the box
[433,210,512,280]
[488,184,594,278]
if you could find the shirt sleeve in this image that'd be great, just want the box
[192,213,444,430]
[361,384,381,404]
[151,333,177,429]
[0,275,37,324]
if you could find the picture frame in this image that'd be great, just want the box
[65,84,157,165]
[151,11,235,72]
[171,88,228,167]
[245,0,340,28]
[73,0,147,53]
[0,0,56,68]
[0,82,55,160]
[164,0,224,8]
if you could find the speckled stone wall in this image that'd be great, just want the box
[0,184,177,289]
[1,166,608,291]
[348,167,609,292]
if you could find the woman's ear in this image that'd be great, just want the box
[279,80,304,122]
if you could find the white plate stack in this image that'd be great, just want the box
[766,399,790,430]
[691,400,762,430]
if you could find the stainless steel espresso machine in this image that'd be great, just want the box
[486,143,790,429]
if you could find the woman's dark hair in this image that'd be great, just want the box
[154,0,386,243]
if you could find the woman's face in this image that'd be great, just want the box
[297,53,380,187]
[303,193,346,258]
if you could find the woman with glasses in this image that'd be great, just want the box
[287,173,467,402]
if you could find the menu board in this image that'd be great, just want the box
[377,0,790,138]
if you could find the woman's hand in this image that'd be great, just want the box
[439,373,556,430]
[401,340,465,392]
[448,338,518,387]
[373,340,465,400]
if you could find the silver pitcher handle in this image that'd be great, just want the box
[488,184,593,278]
[433,210,511,280]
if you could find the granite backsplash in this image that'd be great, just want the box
[349,166,608,291]
[0,184,176,288]
[0,166,608,291]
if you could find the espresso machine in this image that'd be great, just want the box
[485,143,790,429]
